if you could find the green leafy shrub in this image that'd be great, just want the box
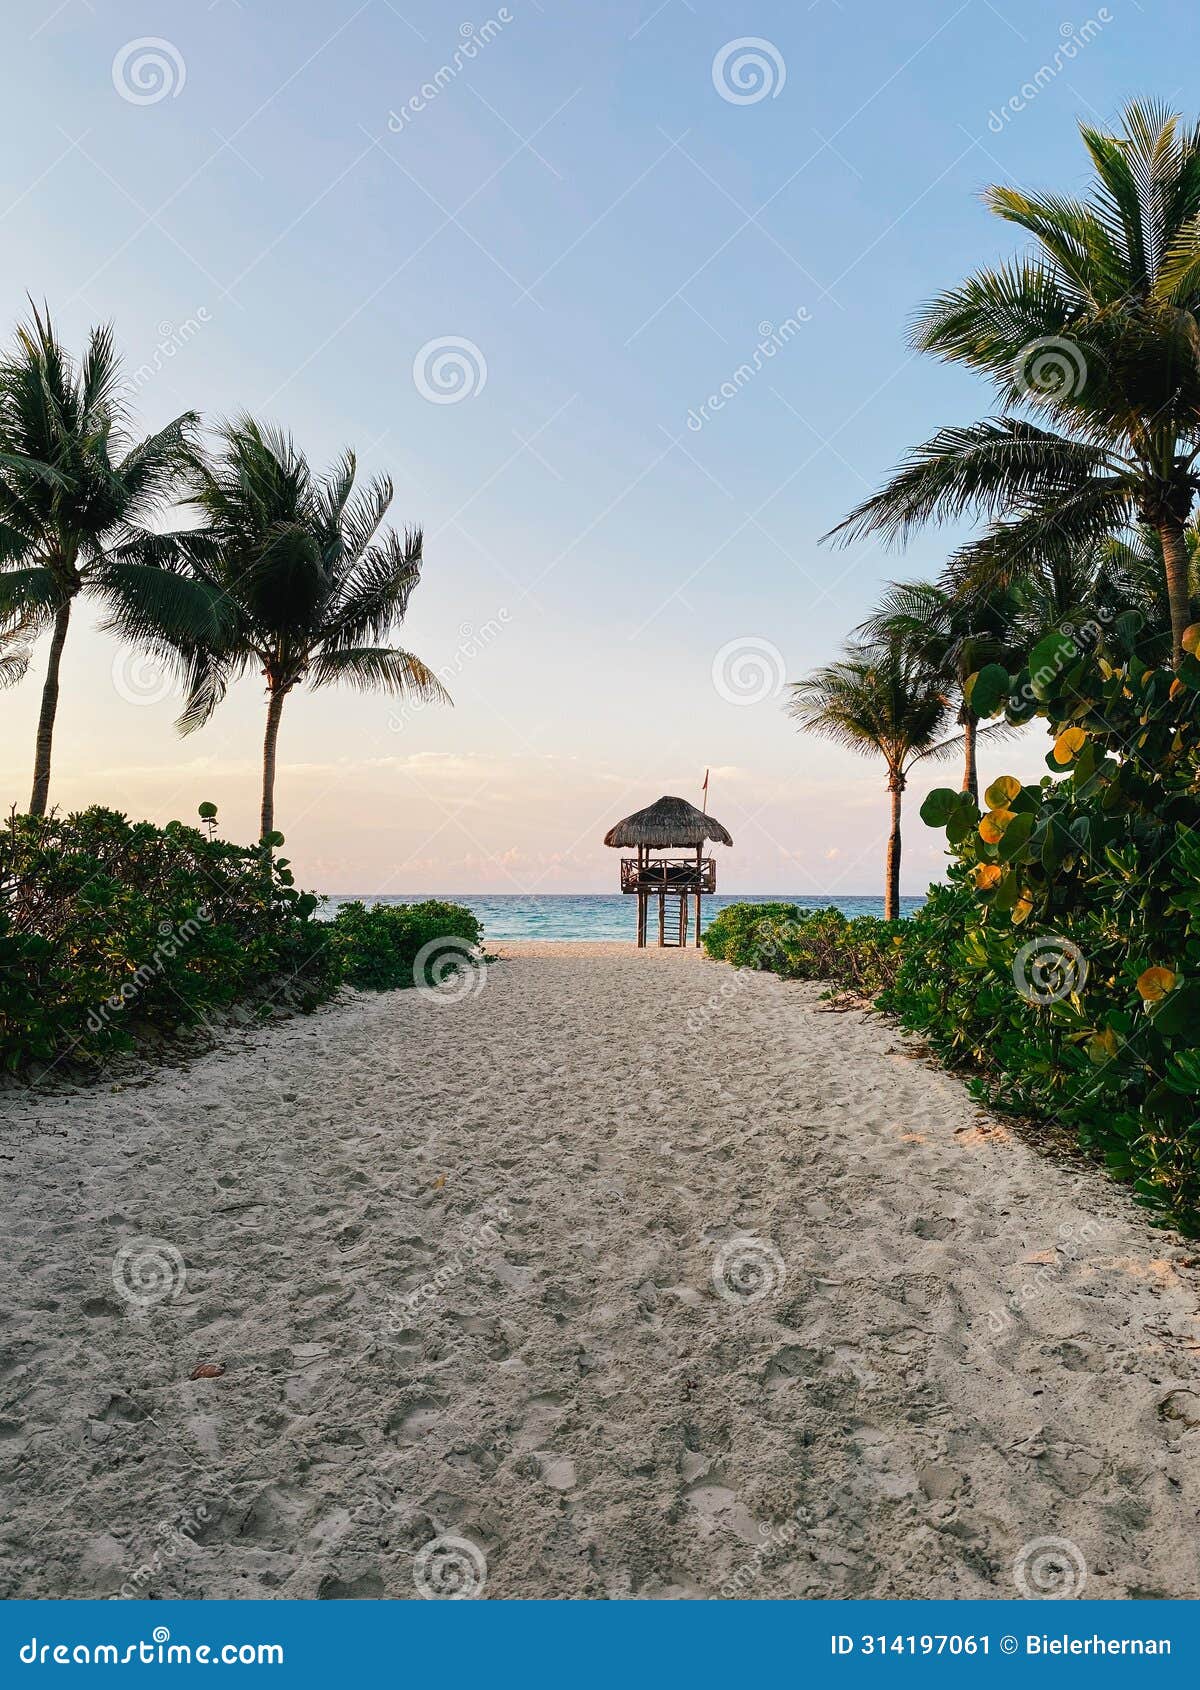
[702,902,906,996]
[329,899,483,991]
[0,805,339,1075]
[701,902,806,969]
[888,609,1200,1233]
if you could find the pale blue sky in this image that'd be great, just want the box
[0,0,1183,892]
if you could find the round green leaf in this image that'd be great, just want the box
[919,788,961,828]
[998,811,1035,862]
[1028,632,1078,700]
[966,663,1010,718]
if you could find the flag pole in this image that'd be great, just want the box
[701,768,709,813]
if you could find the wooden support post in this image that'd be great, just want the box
[635,847,646,947]
[658,887,665,947]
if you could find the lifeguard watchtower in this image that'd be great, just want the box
[604,795,733,948]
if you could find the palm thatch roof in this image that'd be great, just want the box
[604,795,733,849]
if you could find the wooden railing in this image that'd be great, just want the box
[619,857,716,893]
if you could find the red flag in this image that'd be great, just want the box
[701,768,709,811]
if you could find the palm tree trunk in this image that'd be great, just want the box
[885,773,904,922]
[28,600,71,817]
[1159,518,1192,665]
[260,685,286,840]
[960,709,978,802]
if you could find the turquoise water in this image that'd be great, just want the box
[319,893,925,942]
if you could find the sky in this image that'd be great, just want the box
[0,0,1183,894]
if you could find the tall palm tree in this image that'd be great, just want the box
[116,417,449,838]
[0,306,202,813]
[829,102,1200,664]
[858,578,1021,800]
[788,640,954,920]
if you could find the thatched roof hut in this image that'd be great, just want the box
[604,795,733,850]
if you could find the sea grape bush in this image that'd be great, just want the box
[0,805,337,1074]
[0,807,484,1077]
[705,610,1200,1233]
[892,611,1200,1234]
[702,902,906,996]
[328,899,483,991]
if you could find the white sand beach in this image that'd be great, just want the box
[3,942,1200,1600]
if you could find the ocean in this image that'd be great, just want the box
[317,892,926,942]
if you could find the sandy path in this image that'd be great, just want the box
[3,941,1200,1600]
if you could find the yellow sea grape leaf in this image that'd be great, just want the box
[973,863,1002,889]
[1012,890,1034,924]
[1052,726,1087,764]
[984,775,1022,809]
[1136,967,1177,1002]
[1182,623,1200,657]
[979,810,1016,844]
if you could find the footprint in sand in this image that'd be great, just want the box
[387,1398,445,1443]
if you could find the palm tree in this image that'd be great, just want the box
[0,617,31,688]
[858,578,1021,801]
[116,416,449,838]
[949,520,1199,666]
[829,102,1200,664]
[1089,524,1200,663]
[0,306,202,813]
[788,640,954,919]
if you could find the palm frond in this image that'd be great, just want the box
[308,645,450,702]
[788,639,951,774]
[0,563,62,619]
[826,419,1119,548]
